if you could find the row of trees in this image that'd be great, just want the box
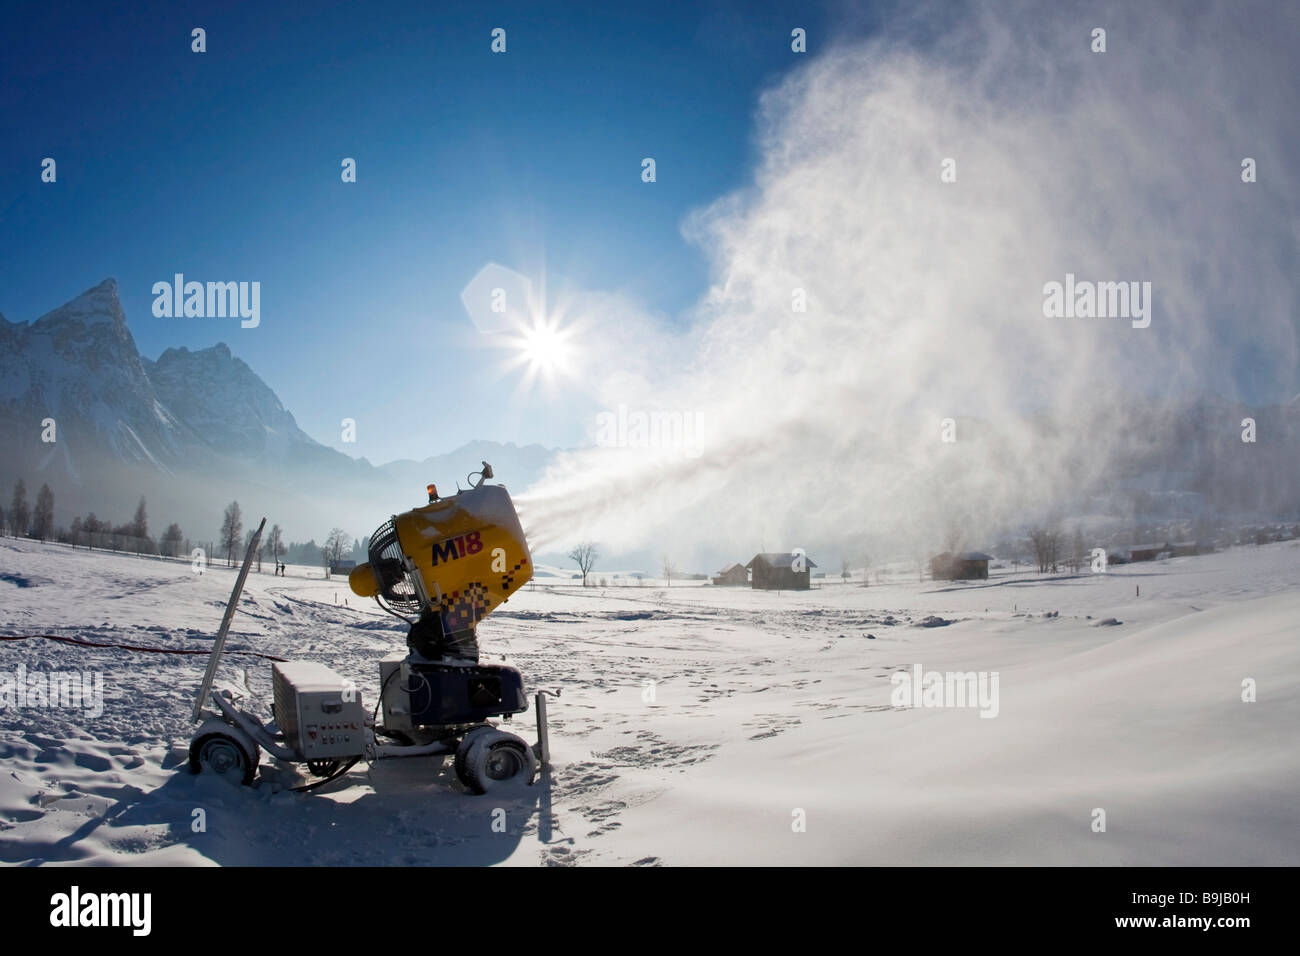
[561,528,1103,588]
[1018,526,1091,574]
[2,480,188,557]
[1,479,55,541]
[4,479,367,580]
[219,500,358,576]
[822,525,1095,585]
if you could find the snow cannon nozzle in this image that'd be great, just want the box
[356,471,534,638]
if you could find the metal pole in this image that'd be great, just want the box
[192,517,266,721]
[535,692,549,765]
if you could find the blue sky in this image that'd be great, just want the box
[0,0,871,464]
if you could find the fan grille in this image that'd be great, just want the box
[368,518,422,615]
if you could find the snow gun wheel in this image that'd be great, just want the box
[461,731,537,795]
[453,725,499,786]
[307,759,342,778]
[189,720,258,786]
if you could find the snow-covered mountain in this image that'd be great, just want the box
[0,280,558,542]
[143,343,317,463]
[0,279,199,472]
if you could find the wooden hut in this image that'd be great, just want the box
[930,551,992,581]
[711,563,749,586]
[746,552,816,590]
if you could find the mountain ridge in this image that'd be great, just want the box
[0,280,560,540]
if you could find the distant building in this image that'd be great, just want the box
[330,559,357,575]
[712,563,749,587]
[1127,544,1169,562]
[930,551,992,581]
[746,552,816,590]
[1127,541,1212,562]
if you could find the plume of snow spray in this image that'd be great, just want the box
[518,0,1300,564]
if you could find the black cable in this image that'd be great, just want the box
[290,757,360,792]
[0,632,287,661]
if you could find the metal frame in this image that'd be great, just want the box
[202,683,551,776]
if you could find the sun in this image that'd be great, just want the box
[501,310,577,390]
[520,317,572,376]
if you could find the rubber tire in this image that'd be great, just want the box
[453,725,498,786]
[189,729,258,786]
[462,731,537,795]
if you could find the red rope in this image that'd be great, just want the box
[0,633,287,662]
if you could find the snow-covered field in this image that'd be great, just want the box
[1,536,1297,866]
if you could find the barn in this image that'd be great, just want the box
[746,552,816,590]
[1127,543,1172,562]
[1130,540,1213,562]
[712,563,749,586]
[930,551,992,581]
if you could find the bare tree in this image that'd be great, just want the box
[662,554,678,586]
[841,558,851,581]
[568,542,598,586]
[84,512,102,549]
[10,480,29,538]
[32,484,54,541]
[267,523,285,567]
[1028,527,1046,573]
[861,552,871,587]
[324,527,350,576]
[220,501,243,566]
[1070,526,1087,573]
[160,523,184,557]
[131,496,148,540]
[1029,526,1062,574]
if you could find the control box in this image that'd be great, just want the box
[272,661,366,760]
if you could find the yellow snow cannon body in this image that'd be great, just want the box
[349,476,533,642]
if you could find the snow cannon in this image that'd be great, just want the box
[349,462,533,655]
[189,462,555,795]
